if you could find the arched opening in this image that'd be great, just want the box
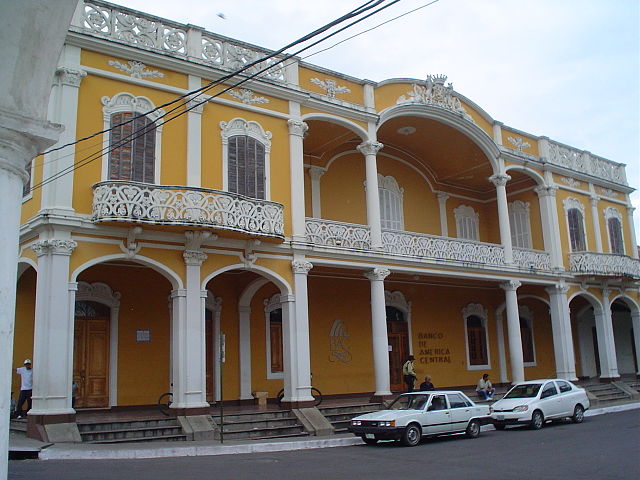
[386,305,408,391]
[611,299,636,375]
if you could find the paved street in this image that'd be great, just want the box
[9,409,640,480]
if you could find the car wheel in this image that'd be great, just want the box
[362,436,378,445]
[401,424,421,447]
[530,410,544,430]
[465,419,480,438]
[571,404,585,424]
[493,423,506,431]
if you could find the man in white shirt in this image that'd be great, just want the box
[15,359,33,418]
[476,373,495,400]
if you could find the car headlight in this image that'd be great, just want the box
[352,420,362,426]
[513,405,529,413]
[378,421,396,427]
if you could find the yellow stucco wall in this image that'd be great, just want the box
[12,268,37,397]
[299,67,364,106]
[500,127,539,157]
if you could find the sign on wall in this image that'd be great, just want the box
[416,332,451,364]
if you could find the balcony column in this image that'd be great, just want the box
[436,192,449,236]
[238,305,253,401]
[42,50,86,212]
[534,185,563,269]
[288,118,308,243]
[589,191,603,253]
[631,310,640,376]
[546,283,577,380]
[308,166,325,219]
[365,268,392,398]
[501,280,524,383]
[358,141,384,250]
[627,204,638,259]
[595,288,620,381]
[28,236,81,442]
[281,260,314,406]
[185,75,204,187]
[490,173,513,264]
[171,231,211,412]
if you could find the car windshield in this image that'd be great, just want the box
[504,383,542,399]
[389,394,429,410]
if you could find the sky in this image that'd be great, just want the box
[116,0,639,237]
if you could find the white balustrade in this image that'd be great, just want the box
[513,247,552,270]
[547,141,626,185]
[570,252,640,279]
[93,181,284,238]
[304,219,371,249]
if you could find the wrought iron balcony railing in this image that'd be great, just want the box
[569,252,640,279]
[93,181,284,239]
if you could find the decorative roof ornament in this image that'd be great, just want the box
[108,59,164,79]
[397,74,473,122]
[310,77,351,98]
[507,136,531,152]
[228,88,269,105]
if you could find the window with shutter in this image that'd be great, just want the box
[454,205,480,241]
[378,174,404,230]
[227,135,265,199]
[508,201,532,248]
[108,112,156,183]
[466,315,488,366]
[567,208,586,251]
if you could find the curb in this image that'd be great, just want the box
[37,402,640,461]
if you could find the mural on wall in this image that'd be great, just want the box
[329,318,352,363]
[416,331,451,365]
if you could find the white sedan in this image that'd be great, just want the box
[490,379,590,430]
[348,391,491,446]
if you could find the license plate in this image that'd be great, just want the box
[365,433,375,439]
[497,415,504,420]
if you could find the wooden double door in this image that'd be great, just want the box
[73,303,110,408]
[387,307,409,392]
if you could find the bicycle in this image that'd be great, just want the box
[158,392,173,416]
[276,387,322,407]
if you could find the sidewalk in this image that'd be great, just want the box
[10,401,640,461]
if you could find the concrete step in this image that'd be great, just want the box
[80,425,183,442]
[221,424,307,440]
[78,418,177,432]
[211,410,294,423]
[219,416,300,432]
[87,434,188,444]
[9,419,27,432]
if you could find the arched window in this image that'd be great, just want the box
[563,198,587,252]
[508,200,532,248]
[462,303,489,368]
[520,317,535,364]
[221,118,272,200]
[604,207,624,254]
[454,205,479,241]
[101,93,164,183]
[378,174,404,230]
[264,294,283,379]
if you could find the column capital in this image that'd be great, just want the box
[31,239,77,256]
[500,280,521,292]
[183,250,207,266]
[184,94,205,114]
[534,185,558,198]
[545,283,569,296]
[357,141,383,156]
[489,173,511,187]
[55,66,86,88]
[287,118,308,137]
[170,289,187,298]
[589,195,600,207]
[365,268,390,282]
[307,165,326,182]
[436,191,450,202]
[292,260,313,274]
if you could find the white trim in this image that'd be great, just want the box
[101,92,165,183]
[603,206,625,254]
[21,160,34,202]
[205,292,222,403]
[219,117,272,199]
[462,303,491,370]
[384,290,413,355]
[563,197,588,252]
[264,293,284,380]
[75,281,121,407]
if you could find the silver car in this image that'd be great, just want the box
[348,391,491,446]
[491,379,590,430]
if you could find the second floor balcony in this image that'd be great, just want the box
[570,252,640,280]
[305,218,552,271]
[92,181,285,240]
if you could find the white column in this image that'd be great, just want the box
[172,231,210,409]
[535,185,564,269]
[212,298,222,403]
[538,137,550,161]
[492,121,503,145]
[627,204,638,259]
[280,294,296,402]
[490,173,514,264]
[41,48,86,212]
[501,280,524,383]
[546,284,577,380]
[631,310,640,376]
[436,192,449,237]
[358,141,384,249]
[29,237,77,415]
[286,260,313,403]
[238,305,253,400]
[589,193,603,253]
[288,118,308,243]
[495,312,508,383]
[595,288,620,380]
[308,166,325,219]
[365,268,392,397]
[186,75,203,187]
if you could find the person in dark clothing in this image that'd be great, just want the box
[419,375,435,391]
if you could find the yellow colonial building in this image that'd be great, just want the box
[13,1,640,438]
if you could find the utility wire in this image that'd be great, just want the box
[31,0,402,191]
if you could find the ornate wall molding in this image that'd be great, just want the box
[461,302,487,320]
[364,268,390,282]
[396,74,473,122]
[489,173,511,187]
[228,88,269,105]
[310,78,351,98]
[287,119,308,138]
[101,92,165,124]
[507,136,531,152]
[562,197,586,215]
[76,281,121,307]
[598,187,620,198]
[31,239,78,256]
[329,318,352,364]
[357,141,383,156]
[108,59,164,78]
[385,290,410,314]
[603,206,623,223]
[500,280,522,291]
[220,117,272,147]
[292,260,313,275]
[55,67,87,87]
[560,176,581,188]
